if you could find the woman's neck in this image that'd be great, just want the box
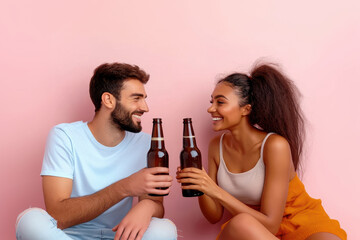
[227,121,265,153]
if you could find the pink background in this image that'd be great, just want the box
[1,1,359,239]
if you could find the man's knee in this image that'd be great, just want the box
[143,217,177,240]
[16,208,56,239]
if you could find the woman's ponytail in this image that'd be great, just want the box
[249,63,304,170]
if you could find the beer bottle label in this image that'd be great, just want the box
[151,137,164,140]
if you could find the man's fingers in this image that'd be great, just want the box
[114,226,124,240]
[151,174,173,182]
[146,167,169,174]
[112,224,119,232]
[119,228,132,240]
[135,229,146,240]
[148,188,171,196]
[150,181,172,188]
[127,229,139,240]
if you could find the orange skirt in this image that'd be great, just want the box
[216,175,346,240]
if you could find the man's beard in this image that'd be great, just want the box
[111,101,143,133]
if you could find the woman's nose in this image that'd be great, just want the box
[207,105,215,113]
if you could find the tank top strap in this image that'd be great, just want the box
[260,132,275,159]
[220,132,274,164]
[219,133,226,161]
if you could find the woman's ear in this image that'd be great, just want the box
[242,104,252,116]
[101,92,116,110]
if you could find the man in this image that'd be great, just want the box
[16,63,177,240]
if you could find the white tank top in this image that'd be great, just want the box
[217,132,273,205]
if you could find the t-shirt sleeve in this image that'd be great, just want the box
[41,126,74,179]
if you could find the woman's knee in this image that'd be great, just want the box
[229,213,253,230]
[226,213,261,236]
[142,217,177,240]
[306,232,343,240]
[221,213,278,240]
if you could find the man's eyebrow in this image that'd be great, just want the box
[130,93,147,98]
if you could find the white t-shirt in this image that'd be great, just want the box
[41,121,151,229]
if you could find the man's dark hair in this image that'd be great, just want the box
[89,63,150,112]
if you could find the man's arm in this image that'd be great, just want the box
[43,167,172,229]
[112,194,165,240]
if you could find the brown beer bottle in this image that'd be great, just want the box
[180,118,204,197]
[147,118,169,196]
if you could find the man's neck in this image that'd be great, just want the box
[87,113,126,147]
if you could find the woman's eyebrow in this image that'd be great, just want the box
[213,94,228,100]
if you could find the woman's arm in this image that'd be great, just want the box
[177,136,224,223]
[198,137,224,223]
[178,134,291,234]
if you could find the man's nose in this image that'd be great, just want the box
[141,100,149,112]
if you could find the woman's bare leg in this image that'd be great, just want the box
[218,213,278,240]
[305,232,342,240]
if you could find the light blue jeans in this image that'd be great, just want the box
[16,208,177,240]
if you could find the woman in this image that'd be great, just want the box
[176,63,346,240]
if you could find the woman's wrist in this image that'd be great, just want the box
[209,184,224,201]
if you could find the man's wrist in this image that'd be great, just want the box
[112,178,131,199]
[138,198,164,218]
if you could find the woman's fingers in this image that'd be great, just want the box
[177,171,206,180]
[180,167,203,173]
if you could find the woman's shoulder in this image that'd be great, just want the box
[265,133,290,150]
[263,133,291,165]
[207,134,224,165]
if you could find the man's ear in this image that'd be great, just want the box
[101,92,116,110]
[242,104,252,116]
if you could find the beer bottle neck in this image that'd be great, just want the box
[151,120,165,149]
[183,121,197,148]
[150,138,165,149]
[183,135,197,148]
